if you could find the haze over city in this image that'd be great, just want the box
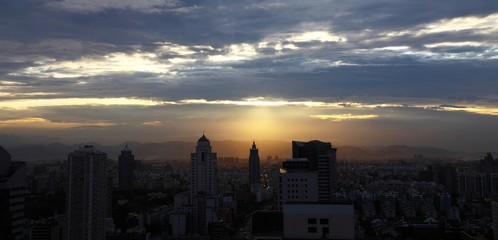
[1,0,498,152]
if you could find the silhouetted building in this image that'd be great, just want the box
[249,141,260,192]
[31,218,62,240]
[191,134,218,198]
[480,152,498,173]
[0,146,27,240]
[492,201,498,240]
[433,165,458,195]
[252,211,283,239]
[458,172,487,200]
[66,145,108,240]
[190,135,219,235]
[118,144,135,190]
[292,140,337,202]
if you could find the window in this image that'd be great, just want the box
[308,218,317,224]
[308,227,317,233]
[322,227,329,235]
[320,218,329,224]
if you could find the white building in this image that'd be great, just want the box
[283,204,354,240]
[190,134,218,198]
[66,145,108,240]
[176,134,220,235]
[277,159,318,210]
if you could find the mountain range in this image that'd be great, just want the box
[3,140,493,162]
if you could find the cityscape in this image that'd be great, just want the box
[2,136,498,239]
[2,0,498,239]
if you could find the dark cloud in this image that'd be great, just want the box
[1,0,498,150]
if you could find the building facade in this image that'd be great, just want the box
[277,159,318,210]
[189,135,219,235]
[0,146,27,240]
[118,145,135,190]
[249,141,261,192]
[66,145,108,240]
[292,140,337,202]
[283,204,354,240]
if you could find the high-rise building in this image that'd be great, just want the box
[492,201,498,240]
[0,145,27,240]
[277,158,318,210]
[292,140,337,202]
[66,145,108,240]
[190,134,218,198]
[118,145,135,190]
[189,135,219,235]
[249,141,261,191]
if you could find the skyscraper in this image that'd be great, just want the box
[248,141,260,191]
[190,134,218,198]
[118,144,135,190]
[66,145,108,240]
[0,145,27,240]
[189,134,219,234]
[292,140,337,202]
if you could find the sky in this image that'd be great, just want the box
[1,0,498,151]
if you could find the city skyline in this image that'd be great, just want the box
[1,1,498,151]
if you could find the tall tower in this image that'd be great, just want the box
[0,145,27,240]
[66,145,108,240]
[189,134,219,235]
[292,140,337,202]
[118,144,135,190]
[249,141,261,191]
[190,134,218,198]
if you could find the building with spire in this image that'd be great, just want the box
[190,134,218,198]
[66,145,108,240]
[118,144,135,190]
[249,141,261,193]
[189,134,219,235]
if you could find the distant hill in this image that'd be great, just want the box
[3,141,493,162]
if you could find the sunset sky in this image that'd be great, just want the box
[1,0,498,151]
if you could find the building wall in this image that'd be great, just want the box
[118,146,135,190]
[0,147,27,240]
[278,171,318,210]
[66,146,107,240]
[283,204,354,240]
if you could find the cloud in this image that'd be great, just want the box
[0,117,117,128]
[11,51,174,78]
[1,96,498,117]
[142,120,165,126]
[310,114,379,121]
[45,0,187,14]
[207,43,258,62]
[0,97,167,110]
[287,31,345,43]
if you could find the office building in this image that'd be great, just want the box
[249,141,261,192]
[292,140,337,202]
[66,145,108,240]
[277,159,318,210]
[189,135,219,235]
[0,145,27,240]
[118,144,135,190]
